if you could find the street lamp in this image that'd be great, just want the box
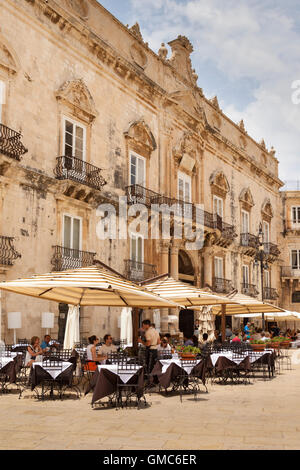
[253,223,268,330]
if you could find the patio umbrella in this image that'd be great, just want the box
[120,307,132,347]
[211,291,285,341]
[63,305,80,349]
[141,274,237,307]
[0,265,179,308]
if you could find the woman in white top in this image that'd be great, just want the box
[86,335,107,364]
[25,336,43,367]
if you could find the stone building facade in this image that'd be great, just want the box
[0,0,296,342]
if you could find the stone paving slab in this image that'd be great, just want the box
[1,364,300,449]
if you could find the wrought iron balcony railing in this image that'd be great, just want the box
[281,266,300,278]
[263,287,279,300]
[124,259,157,282]
[220,221,236,239]
[263,242,280,257]
[51,246,96,271]
[0,236,21,266]
[241,283,259,297]
[0,123,27,160]
[240,233,259,248]
[125,184,223,230]
[212,277,233,294]
[54,156,107,192]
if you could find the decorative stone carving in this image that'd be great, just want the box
[210,95,221,111]
[65,0,89,20]
[130,43,148,69]
[124,119,156,157]
[55,79,97,123]
[173,131,197,172]
[260,139,266,149]
[209,170,230,198]
[261,198,274,221]
[240,135,247,150]
[158,43,168,60]
[168,36,194,84]
[239,187,254,210]
[129,23,144,42]
[269,146,276,157]
[191,69,198,86]
[0,34,19,74]
[168,89,205,121]
[238,119,246,132]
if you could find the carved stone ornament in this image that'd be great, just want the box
[56,79,97,123]
[238,119,246,132]
[0,34,19,74]
[210,96,221,111]
[260,139,266,149]
[209,170,230,198]
[65,0,89,20]
[269,146,276,157]
[130,43,148,69]
[173,132,197,172]
[239,187,254,210]
[168,89,205,121]
[168,36,195,84]
[158,43,168,60]
[261,198,274,220]
[124,119,157,157]
[129,23,144,42]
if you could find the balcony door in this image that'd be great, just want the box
[129,152,146,203]
[62,117,86,178]
[242,265,249,286]
[241,210,249,233]
[130,233,144,281]
[214,257,223,280]
[262,221,270,243]
[63,215,82,267]
[178,171,191,203]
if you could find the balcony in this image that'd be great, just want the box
[212,277,233,294]
[263,242,280,259]
[125,184,222,231]
[281,266,300,278]
[54,156,107,192]
[241,283,259,297]
[240,233,259,256]
[216,221,237,247]
[124,259,157,282]
[263,286,279,300]
[0,123,27,160]
[0,236,21,266]
[51,246,96,271]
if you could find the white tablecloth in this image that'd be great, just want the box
[0,356,15,369]
[159,359,201,375]
[210,350,272,367]
[97,364,142,384]
[33,361,73,379]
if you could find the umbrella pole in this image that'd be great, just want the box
[132,307,139,355]
[221,304,226,342]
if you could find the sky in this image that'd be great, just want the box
[99,0,300,184]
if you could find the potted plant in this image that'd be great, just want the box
[269,336,281,349]
[177,345,201,360]
[280,337,292,349]
[250,339,266,351]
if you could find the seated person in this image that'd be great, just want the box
[184,336,194,346]
[164,333,175,353]
[40,335,59,351]
[157,338,172,353]
[98,334,118,356]
[199,333,210,351]
[86,335,107,364]
[231,330,241,343]
[25,336,43,367]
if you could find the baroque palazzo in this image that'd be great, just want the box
[0,0,299,341]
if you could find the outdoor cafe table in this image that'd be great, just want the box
[206,349,275,377]
[150,356,207,390]
[30,361,74,390]
[87,364,144,405]
[0,354,23,383]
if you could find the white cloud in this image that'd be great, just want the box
[128,0,300,181]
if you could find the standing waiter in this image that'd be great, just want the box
[138,319,160,374]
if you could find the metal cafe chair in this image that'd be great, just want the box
[173,359,199,402]
[34,359,63,400]
[157,349,173,360]
[116,358,145,409]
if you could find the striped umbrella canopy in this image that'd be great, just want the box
[0,265,180,308]
[211,291,285,315]
[141,275,236,307]
[234,311,300,321]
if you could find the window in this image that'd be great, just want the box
[241,210,250,233]
[178,171,191,203]
[264,270,270,288]
[292,207,300,224]
[63,215,82,252]
[130,233,144,269]
[63,117,86,160]
[0,80,5,123]
[292,291,300,303]
[213,195,223,218]
[130,152,145,186]
[262,221,270,243]
[242,265,249,285]
[214,257,223,279]
[291,250,300,270]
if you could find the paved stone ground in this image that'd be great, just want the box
[0,363,300,450]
